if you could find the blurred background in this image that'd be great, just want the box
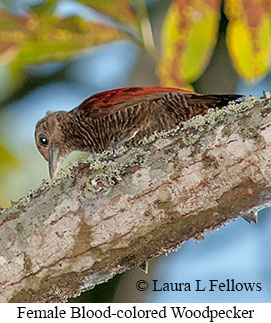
[0,0,270,302]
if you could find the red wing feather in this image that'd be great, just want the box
[72,86,191,118]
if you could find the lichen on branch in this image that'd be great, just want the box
[0,93,271,302]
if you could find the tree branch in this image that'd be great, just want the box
[1,94,271,302]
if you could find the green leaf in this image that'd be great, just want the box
[0,142,20,207]
[159,0,221,88]
[0,11,128,66]
[0,143,19,168]
[77,0,138,27]
[30,0,58,16]
[225,0,271,82]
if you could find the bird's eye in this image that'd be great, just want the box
[39,135,49,147]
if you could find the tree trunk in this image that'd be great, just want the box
[0,94,271,302]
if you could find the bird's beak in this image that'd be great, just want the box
[49,144,61,180]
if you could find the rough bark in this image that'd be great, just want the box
[0,94,271,302]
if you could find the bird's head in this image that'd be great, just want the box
[35,111,72,180]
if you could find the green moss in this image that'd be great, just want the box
[201,150,208,159]
[222,124,232,137]
[17,222,31,243]
[181,132,201,146]
[23,253,33,272]
[260,94,271,117]
[201,150,219,169]
[238,126,259,139]
[154,199,180,221]
[16,215,46,243]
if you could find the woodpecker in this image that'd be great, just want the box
[35,86,242,179]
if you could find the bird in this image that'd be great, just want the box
[35,86,242,179]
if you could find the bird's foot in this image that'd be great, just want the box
[138,261,149,274]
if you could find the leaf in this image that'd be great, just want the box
[0,143,19,169]
[0,142,20,207]
[77,0,138,28]
[225,0,271,82]
[30,0,58,16]
[0,11,128,66]
[0,42,18,64]
[0,11,29,63]
[159,0,221,88]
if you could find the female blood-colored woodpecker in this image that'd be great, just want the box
[35,86,242,179]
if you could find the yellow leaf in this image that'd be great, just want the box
[225,0,271,82]
[159,0,221,88]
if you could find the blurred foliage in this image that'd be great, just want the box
[159,0,221,89]
[0,0,270,85]
[0,143,20,206]
[0,143,19,172]
[225,0,271,82]
[77,0,138,27]
[0,10,128,67]
[160,0,270,87]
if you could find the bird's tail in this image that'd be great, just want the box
[174,93,243,121]
[189,93,243,109]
